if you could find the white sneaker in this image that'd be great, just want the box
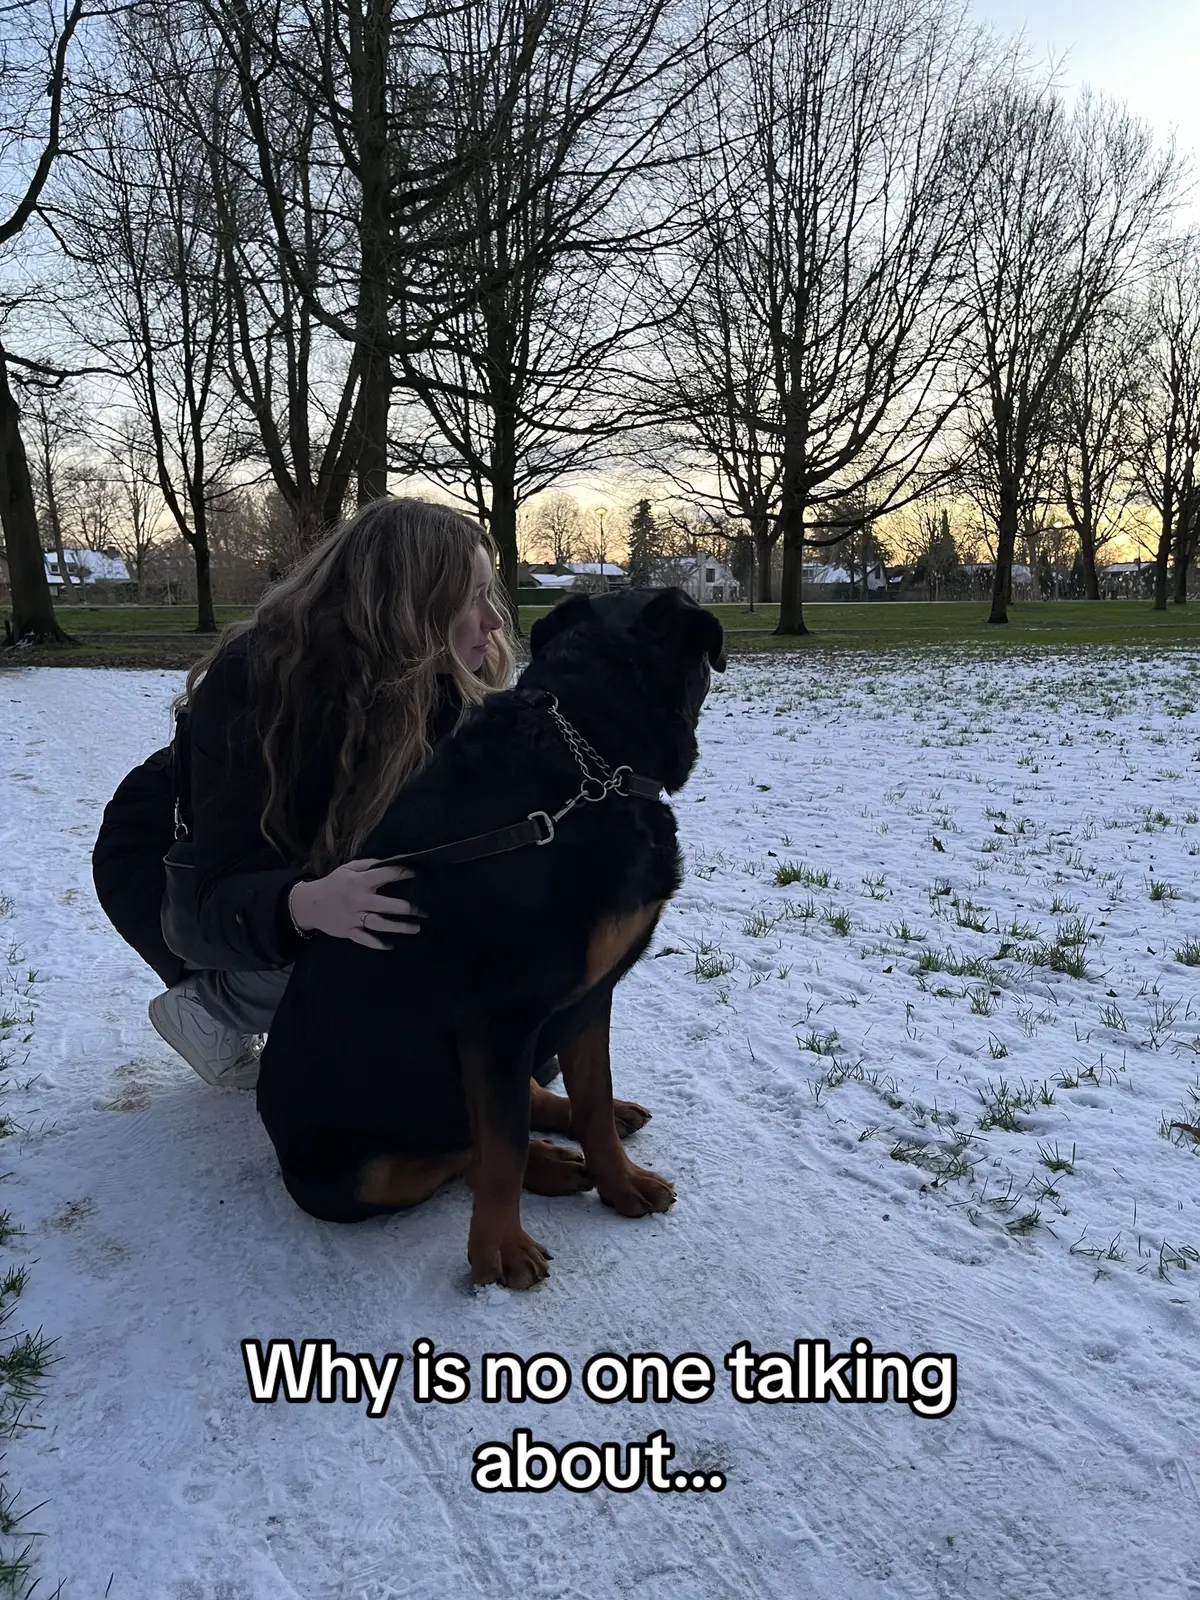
[148,983,262,1090]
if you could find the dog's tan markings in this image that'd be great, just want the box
[583,900,665,989]
[530,1081,650,1140]
[557,989,675,1220]
[356,1150,469,1207]
[459,1038,550,1290]
[523,1140,595,1197]
[529,1082,574,1136]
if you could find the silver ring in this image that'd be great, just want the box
[360,912,369,930]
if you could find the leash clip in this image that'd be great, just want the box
[527,810,556,845]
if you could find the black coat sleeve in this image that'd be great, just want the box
[92,746,189,988]
[189,640,308,970]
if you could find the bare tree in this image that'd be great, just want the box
[195,0,571,515]
[1134,235,1200,609]
[955,378,1058,589]
[58,460,120,554]
[20,378,81,593]
[0,0,87,643]
[525,491,583,565]
[955,83,1177,624]
[152,16,365,552]
[1055,302,1144,599]
[646,0,983,633]
[52,17,243,631]
[573,503,625,586]
[102,415,169,595]
[388,0,721,611]
[640,232,784,600]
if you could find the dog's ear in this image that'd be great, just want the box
[529,593,595,658]
[640,588,727,673]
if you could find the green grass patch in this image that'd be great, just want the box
[6,597,1200,669]
[773,860,833,889]
[1027,940,1090,980]
[697,599,1200,652]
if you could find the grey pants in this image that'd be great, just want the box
[183,963,291,1035]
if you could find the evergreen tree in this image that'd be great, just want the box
[626,498,660,588]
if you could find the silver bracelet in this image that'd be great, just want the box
[287,879,317,939]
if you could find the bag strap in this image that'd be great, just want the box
[171,706,192,840]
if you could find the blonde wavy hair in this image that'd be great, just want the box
[180,496,516,873]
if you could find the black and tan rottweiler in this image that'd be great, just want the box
[257,586,725,1288]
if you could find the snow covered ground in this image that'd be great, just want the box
[1,649,1199,1600]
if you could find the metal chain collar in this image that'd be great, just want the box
[530,695,635,840]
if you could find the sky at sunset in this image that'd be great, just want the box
[529,3,1199,560]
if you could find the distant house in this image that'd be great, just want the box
[801,560,892,600]
[652,553,740,603]
[45,548,132,586]
[525,571,579,591]
[565,561,628,591]
[960,562,1034,596]
[805,560,889,592]
[1099,561,1156,597]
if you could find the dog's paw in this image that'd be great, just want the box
[524,1140,595,1197]
[597,1163,675,1217]
[613,1099,652,1139]
[470,1230,552,1291]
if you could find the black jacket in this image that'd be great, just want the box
[92,631,468,978]
[92,744,187,987]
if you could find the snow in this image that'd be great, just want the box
[1,648,1199,1599]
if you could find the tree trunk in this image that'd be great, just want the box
[988,484,1019,625]
[1079,519,1101,599]
[775,487,808,635]
[186,470,217,633]
[753,515,773,603]
[1172,507,1197,604]
[352,0,392,507]
[490,478,519,629]
[192,530,216,633]
[0,343,69,644]
[487,385,521,624]
[1153,503,1172,612]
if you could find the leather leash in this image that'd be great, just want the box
[376,689,665,871]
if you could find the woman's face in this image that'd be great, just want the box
[449,544,504,671]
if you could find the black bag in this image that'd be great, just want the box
[160,708,232,970]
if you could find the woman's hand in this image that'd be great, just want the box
[289,859,426,949]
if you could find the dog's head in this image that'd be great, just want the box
[529,586,725,725]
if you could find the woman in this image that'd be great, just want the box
[93,496,557,1092]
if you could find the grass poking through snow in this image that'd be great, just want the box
[0,912,58,1598]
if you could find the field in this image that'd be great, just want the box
[3,598,1198,670]
[0,647,1198,1596]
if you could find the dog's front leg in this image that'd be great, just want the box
[458,1032,550,1290]
[558,990,675,1218]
